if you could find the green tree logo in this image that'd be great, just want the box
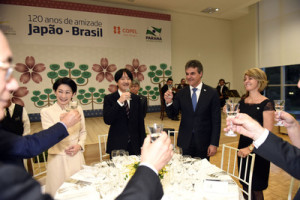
[31,89,56,108]
[47,62,92,86]
[77,87,106,110]
[148,63,172,85]
[139,86,160,101]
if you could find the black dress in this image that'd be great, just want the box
[238,99,275,190]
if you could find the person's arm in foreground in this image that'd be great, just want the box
[225,113,300,179]
[116,132,173,200]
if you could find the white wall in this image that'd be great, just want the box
[171,12,233,88]
[232,5,258,96]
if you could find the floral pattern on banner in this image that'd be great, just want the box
[15,56,46,84]
[125,59,147,82]
[108,84,118,93]
[11,87,29,106]
[92,58,117,82]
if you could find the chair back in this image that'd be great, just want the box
[288,177,300,200]
[29,151,48,178]
[158,83,165,120]
[220,144,255,200]
[167,130,178,148]
[98,134,109,161]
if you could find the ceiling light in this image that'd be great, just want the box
[201,7,219,14]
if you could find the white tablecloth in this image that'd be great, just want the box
[55,155,241,200]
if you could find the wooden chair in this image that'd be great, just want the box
[167,130,178,149]
[29,151,48,178]
[98,134,109,161]
[220,144,256,200]
[288,177,300,200]
[158,83,165,120]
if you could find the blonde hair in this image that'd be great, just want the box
[244,68,268,96]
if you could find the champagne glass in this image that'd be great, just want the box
[168,84,173,98]
[225,101,239,137]
[147,123,163,142]
[125,88,132,100]
[65,101,78,112]
[274,100,285,126]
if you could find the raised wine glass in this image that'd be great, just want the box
[274,100,285,126]
[147,123,163,142]
[225,100,240,137]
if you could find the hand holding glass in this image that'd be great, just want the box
[147,123,163,142]
[225,101,239,137]
[274,100,285,126]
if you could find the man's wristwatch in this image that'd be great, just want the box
[248,144,254,152]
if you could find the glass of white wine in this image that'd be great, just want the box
[147,123,164,142]
[65,101,78,112]
[168,84,173,98]
[225,101,240,137]
[125,88,132,100]
[274,100,285,126]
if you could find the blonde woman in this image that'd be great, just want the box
[238,68,275,200]
[41,77,86,196]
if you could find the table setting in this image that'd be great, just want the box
[55,151,242,200]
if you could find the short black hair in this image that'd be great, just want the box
[115,68,133,82]
[53,77,77,93]
[219,79,225,82]
[185,60,203,74]
[167,78,173,82]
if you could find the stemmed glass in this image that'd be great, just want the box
[274,100,285,126]
[147,123,163,142]
[225,100,240,137]
[168,84,173,97]
[65,100,78,112]
[125,88,132,100]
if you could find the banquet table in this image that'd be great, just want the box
[54,154,242,200]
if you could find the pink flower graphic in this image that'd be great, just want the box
[10,87,29,106]
[93,58,117,82]
[125,59,147,82]
[15,56,46,84]
[108,84,118,93]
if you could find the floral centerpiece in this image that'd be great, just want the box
[125,161,167,180]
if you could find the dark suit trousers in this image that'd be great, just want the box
[182,132,209,160]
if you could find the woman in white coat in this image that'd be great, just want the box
[41,77,86,196]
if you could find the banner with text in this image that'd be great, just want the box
[0,2,171,117]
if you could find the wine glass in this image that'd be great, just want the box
[225,101,240,137]
[274,100,285,126]
[168,84,173,97]
[65,101,78,112]
[147,123,163,142]
[125,88,132,100]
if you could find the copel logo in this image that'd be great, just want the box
[113,26,138,37]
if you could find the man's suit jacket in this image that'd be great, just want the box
[255,132,300,199]
[116,165,163,200]
[0,164,163,200]
[103,92,146,155]
[216,85,229,98]
[139,94,148,118]
[0,123,68,165]
[166,84,221,150]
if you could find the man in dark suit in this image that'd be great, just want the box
[104,69,146,155]
[216,78,229,107]
[130,78,148,118]
[226,110,300,199]
[165,59,221,159]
